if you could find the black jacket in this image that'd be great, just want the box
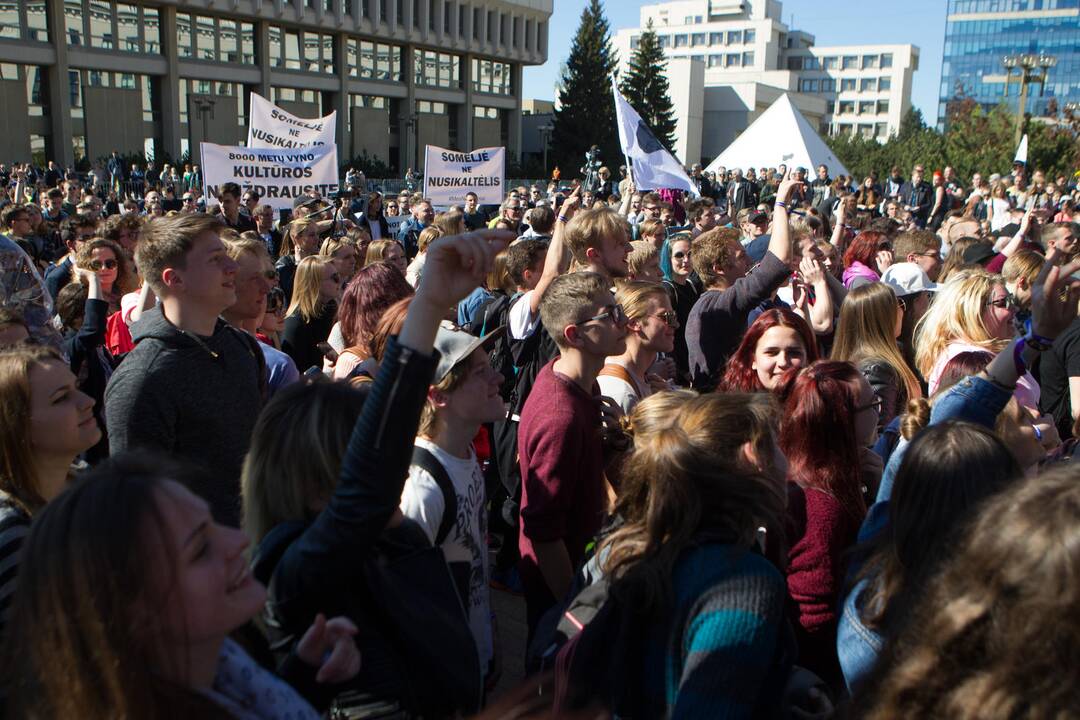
[62,297,114,463]
[259,338,482,716]
[355,212,391,241]
[898,180,934,224]
[858,358,902,431]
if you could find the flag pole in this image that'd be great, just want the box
[612,72,634,190]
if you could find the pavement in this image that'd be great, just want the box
[489,586,529,701]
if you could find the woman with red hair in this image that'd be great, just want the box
[718,308,818,392]
[778,360,877,692]
[841,230,893,289]
[329,262,414,379]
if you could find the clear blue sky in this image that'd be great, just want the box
[523,0,947,119]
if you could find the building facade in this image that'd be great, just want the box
[611,0,918,166]
[0,0,551,171]
[938,0,1080,128]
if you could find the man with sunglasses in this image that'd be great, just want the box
[221,236,298,397]
[44,215,98,300]
[517,270,629,642]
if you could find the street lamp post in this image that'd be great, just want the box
[1002,52,1057,146]
[538,123,554,177]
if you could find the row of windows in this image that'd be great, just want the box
[948,0,1079,12]
[0,2,48,42]
[946,17,1080,37]
[177,14,256,64]
[788,53,895,71]
[798,76,894,93]
[834,100,892,116]
[705,52,756,68]
[645,28,757,50]
[63,0,161,53]
[346,39,404,81]
[834,122,890,140]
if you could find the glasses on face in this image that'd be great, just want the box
[575,304,628,328]
[915,251,941,260]
[672,250,691,260]
[266,287,286,314]
[183,197,195,203]
[856,396,884,414]
[652,310,679,327]
[88,258,118,271]
[986,296,1010,309]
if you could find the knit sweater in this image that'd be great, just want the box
[641,543,793,719]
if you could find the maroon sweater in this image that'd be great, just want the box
[517,360,607,621]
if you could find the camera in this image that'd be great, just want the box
[581,146,602,194]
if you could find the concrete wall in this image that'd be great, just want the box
[84,87,144,160]
[416,114,450,171]
[473,116,501,149]
[187,93,242,164]
[667,57,705,165]
[0,79,30,163]
[349,106,391,164]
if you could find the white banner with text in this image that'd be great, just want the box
[247,93,336,149]
[201,142,340,211]
[423,145,505,206]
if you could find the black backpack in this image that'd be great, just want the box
[469,290,520,399]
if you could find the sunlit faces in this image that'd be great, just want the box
[89,246,119,291]
[751,326,808,390]
[670,238,693,278]
[295,226,322,258]
[570,295,628,358]
[29,358,101,460]
[721,241,752,281]
[331,245,358,280]
[319,262,344,304]
[631,295,677,354]
[227,252,273,321]
[166,231,239,312]
[384,242,407,275]
[441,349,506,426]
[982,283,1015,341]
[595,230,632,279]
[150,481,266,663]
[634,255,662,282]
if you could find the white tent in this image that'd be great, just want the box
[705,94,850,177]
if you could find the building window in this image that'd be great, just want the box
[859,123,874,139]
[726,53,740,68]
[414,49,460,88]
[658,35,670,48]
[876,100,890,114]
[417,100,446,114]
[821,78,836,92]
[876,122,888,138]
[879,76,892,91]
[673,34,687,48]
[787,57,803,71]
[743,28,755,43]
[88,0,112,49]
[486,10,493,41]
[799,79,819,93]
[285,30,301,70]
[860,78,877,92]
[219,19,238,62]
[474,105,497,118]
[347,39,403,81]
[240,22,255,63]
[691,33,706,47]
[838,101,854,115]
[727,30,741,44]
[195,15,215,60]
[742,51,754,66]
[116,3,138,51]
[268,26,283,67]
[473,7,480,39]
[472,57,511,94]
[858,101,874,115]
[823,56,837,70]
[841,55,857,70]
[862,54,879,70]
[708,32,721,45]
[841,78,856,92]
[64,0,83,45]
[880,53,893,68]
[630,35,639,49]
[707,54,721,68]
[27,2,48,42]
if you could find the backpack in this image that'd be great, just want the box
[470,290,519,398]
[410,445,471,610]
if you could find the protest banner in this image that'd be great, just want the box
[247,93,336,149]
[423,146,505,206]
[201,142,340,212]
[385,214,407,234]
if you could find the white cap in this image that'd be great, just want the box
[881,262,939,297]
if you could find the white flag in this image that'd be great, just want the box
[611,77,698,196]
[1014,133,1029,165]
[247,93,336,149]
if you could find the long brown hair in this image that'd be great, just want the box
[2,454,232,719]
[831,282,922,404]
[598,391,785,614]
[0,345,62,514]
[71,237,138,296]
[854,465,1080,718]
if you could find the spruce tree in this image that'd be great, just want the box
[620,19,678,151]
[551,0,620,178]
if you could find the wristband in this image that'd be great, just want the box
[775,201,787,210]
[557,214,569,223]
[1025,332,1054,352]
[1013,337,1028,376]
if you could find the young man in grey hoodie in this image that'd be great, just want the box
[104,213,266,526]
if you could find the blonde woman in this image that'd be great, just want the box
[405,226,441,288]
[914,270,1036,408]
[320,236,359,285]
[364,239,407,276]
[832,283,923,429]
[597,281,677,414]
[281,256,341,372]
[276,217,324,302]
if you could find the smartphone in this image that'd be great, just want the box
[316,342,339,363]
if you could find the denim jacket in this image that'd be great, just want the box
[837,374,1012,692]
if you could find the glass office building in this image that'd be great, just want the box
[938,0,1080,128]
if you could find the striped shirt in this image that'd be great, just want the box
[0,493,31,634]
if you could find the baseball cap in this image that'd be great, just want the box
[747,210,769,225]
[745,233,771,264]
[962,242,996,267]
[433,321,503,383]
[881,262,939,297]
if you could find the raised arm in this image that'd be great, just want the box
[529,187,580,315]
[768,178,803,266]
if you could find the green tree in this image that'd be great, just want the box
[551,0,620,178]
[619,19,678,152]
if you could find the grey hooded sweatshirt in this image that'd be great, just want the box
[104,306,265,526]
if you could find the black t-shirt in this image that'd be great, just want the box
[664,276,700,386]
[1038,316,1080,439]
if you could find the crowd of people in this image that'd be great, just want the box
[0,149,1079,719]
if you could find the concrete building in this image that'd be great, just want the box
[938,0,1080,129]
[612,0,918,166]
[0,0,552,172]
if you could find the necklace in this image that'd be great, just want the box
[172,324,220,359]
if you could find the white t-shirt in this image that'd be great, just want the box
[596,358,650,415]
[400,438,493,670]
[507,290,540,340]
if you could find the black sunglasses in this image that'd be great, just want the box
[88,258,118,271]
